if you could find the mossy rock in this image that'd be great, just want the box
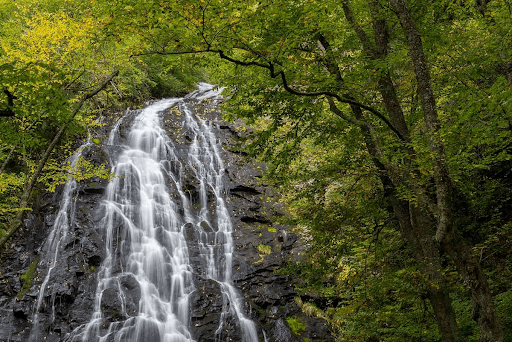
[17,257,39,299]
[285,316,306,336]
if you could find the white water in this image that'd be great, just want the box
[180,90,258,342]
[28,141,91,341]
[65,84,258,342]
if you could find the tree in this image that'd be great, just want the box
[2,0,511,340]
[0,69,119,249]
[108,0,512,340]
[0,0,205,247]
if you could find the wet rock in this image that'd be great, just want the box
[12,301,29,319]
[101,287,124,321]
[271,318,296,342]
[0,92,332,342]
[230,185,261,194]
[189,277,227,342]
[119,274,141,317]
[81,182,106,195]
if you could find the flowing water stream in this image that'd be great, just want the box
[54,84,260,342]
[28,141,91,341]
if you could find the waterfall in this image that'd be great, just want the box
[180,90,258,342]
[64,84,258,342]
[28,140,91,341]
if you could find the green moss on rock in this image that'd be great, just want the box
[17,256,39,299]
[286,316,306,336]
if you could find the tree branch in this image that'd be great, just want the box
[0,69,119,250]
[217,49,406,141]
[0,146,15,175]
[133,46,405,141]
[327,97,386,161]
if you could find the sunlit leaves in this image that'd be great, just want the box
[0,172,26,212]
[39,155,112,193]
[3,12,94,66]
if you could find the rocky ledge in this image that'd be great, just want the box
[0,94,332,342]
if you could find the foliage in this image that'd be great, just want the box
[285,316,306,336]
[2,0,512,340]
[496,290,512,341]
[120,0,512,340]
[0,0,205,228]
[0,172,26,213]
[39,155,112,193]
[89,0,512,340]
[0,172,28,238]
[257,244,272,255]
[17,256,39,299]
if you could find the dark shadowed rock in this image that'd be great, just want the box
[189,277,228,341]
[0,94,332,342]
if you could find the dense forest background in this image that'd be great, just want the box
[1,0,512,341]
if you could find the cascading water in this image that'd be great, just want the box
[64,84,258,342]
[28,141,91,341]
[181,87,257,342]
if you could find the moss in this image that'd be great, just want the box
[253,244,273,265]
[17,256,39,299]
[267,227,277,233]
[251,302,267,318]
[257,244,272,255]
[286,316,306,336]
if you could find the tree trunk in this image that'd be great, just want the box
[340,2,461,340]
[387,176,460,342]
[388,0,452,243]
[0,146,14,175]
[445,235,505,342]
[0,70,119,250]
[320,9,461,336]
[388,1,504,340]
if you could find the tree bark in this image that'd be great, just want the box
[388,0,452,243]
[391,193,460,342]
[342,0,410,141]
[388,0,504,340]
[0,70,119,250]
[358,108,460,342]
[340,2,461,340]
[346,95,460,341]
[445,234,505,342]
[0,146,15,175]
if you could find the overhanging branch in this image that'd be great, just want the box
[135,47,405,141]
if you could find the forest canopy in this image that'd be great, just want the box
[1,0,512,341]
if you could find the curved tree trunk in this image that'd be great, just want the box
[339,2,461,340]
[320,5,461,336]
[394,196,460,342]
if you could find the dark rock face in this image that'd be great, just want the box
[189,277,225,341]
[0,96,332,342]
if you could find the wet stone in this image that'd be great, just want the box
[0,85,332,342]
